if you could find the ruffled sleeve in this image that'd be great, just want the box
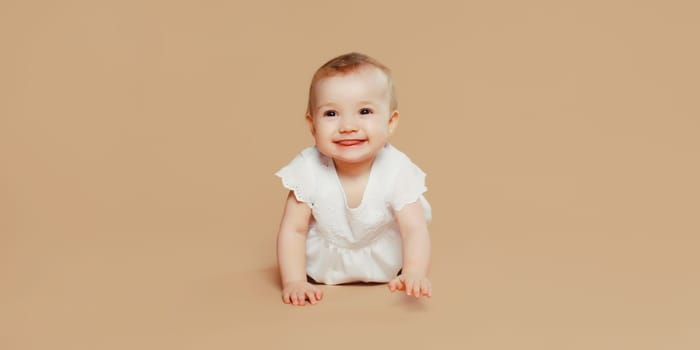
[275,148,317,208]
[389,155,428,211]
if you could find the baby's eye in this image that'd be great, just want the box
[359,108,373,115]
[323,110,337,117]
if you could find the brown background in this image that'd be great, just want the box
[2,1,699,349]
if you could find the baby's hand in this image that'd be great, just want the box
[282,280,323,306]
[388,273,432,299]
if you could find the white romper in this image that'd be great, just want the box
[275,143,431,285]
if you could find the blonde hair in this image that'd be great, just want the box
[306,52,397,115]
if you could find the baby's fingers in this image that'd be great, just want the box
[307,286,324,305]
[305,290,318,304]
[282,291,292,304]
[388,278,403,292]
[405,279,416,296]
[411,281,422,299]
[421,280,432,298]
[291,290,307,306]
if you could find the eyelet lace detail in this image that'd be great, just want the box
[275,151,316,208]
[389,154,429,213]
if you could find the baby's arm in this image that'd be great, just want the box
[388,201,432,298]
[276,191,323,306]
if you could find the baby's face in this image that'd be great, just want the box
[307,67,398,169]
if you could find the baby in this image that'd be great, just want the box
[275,52,432,306]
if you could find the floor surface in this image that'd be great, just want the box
[2,1,699,349]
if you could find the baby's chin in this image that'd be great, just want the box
[329,152,379,167]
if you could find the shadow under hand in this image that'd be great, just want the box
[392,291,431,311]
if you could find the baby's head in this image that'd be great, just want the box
[305,53,400,167]
[306,52,397,116]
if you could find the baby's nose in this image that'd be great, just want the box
[338,115,358,132]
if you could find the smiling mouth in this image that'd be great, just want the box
[334,139,367,146]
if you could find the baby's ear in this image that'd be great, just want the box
[306,114,315,135]
[388,110,399,135]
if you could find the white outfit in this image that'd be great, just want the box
[275,143,431,285]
